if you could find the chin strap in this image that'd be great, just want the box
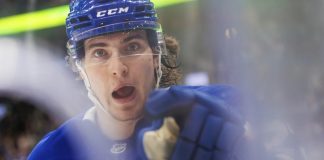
[75,61,110,116]
[155,53,162,89]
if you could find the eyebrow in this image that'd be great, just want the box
[122,33,146,43]
[85,32,146,50]
[85,42,108,51]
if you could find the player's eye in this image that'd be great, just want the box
[93,49,108,58]
[125,42,142,54]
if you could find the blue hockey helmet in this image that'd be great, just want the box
[66,0,164,59]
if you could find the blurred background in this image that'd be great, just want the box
[1,0,324,159]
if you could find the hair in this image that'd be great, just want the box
[159,35,182,88]
[67,33,182,88]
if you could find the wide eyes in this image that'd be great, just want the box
[86,41,147,61]
[90,43,143,59]
[126,43,141,53]
[93,49,108,58]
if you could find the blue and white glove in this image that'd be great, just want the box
[137,85,248,160]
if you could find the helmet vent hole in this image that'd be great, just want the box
[73,22,92,30]
[70,18,78,24]
[78,16,90,22]
[135,13,152,18]
[135,6,145,12]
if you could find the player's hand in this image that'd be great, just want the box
[136,85,248,160]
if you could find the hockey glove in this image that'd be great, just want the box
[137,85,247,160]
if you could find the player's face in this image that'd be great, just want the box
[83,30,157,121]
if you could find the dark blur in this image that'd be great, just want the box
[0,94,58,160]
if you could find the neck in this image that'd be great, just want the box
[95,108,139,140]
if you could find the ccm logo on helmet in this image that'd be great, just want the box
[96,7,129,18]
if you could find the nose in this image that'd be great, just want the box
[109,57,128,77]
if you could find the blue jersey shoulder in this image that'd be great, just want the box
[28,116,86,160]
[28,113,140,160]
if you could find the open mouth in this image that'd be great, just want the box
[112,86,135,100]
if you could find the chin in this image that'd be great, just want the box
[110,107,143,122]
[109,97,145,121]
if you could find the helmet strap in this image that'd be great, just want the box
[155,53,162,89]
[75,61,110,116]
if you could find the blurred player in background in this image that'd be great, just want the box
[28,0,247,159]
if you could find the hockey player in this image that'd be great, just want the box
[28,0,247,159]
